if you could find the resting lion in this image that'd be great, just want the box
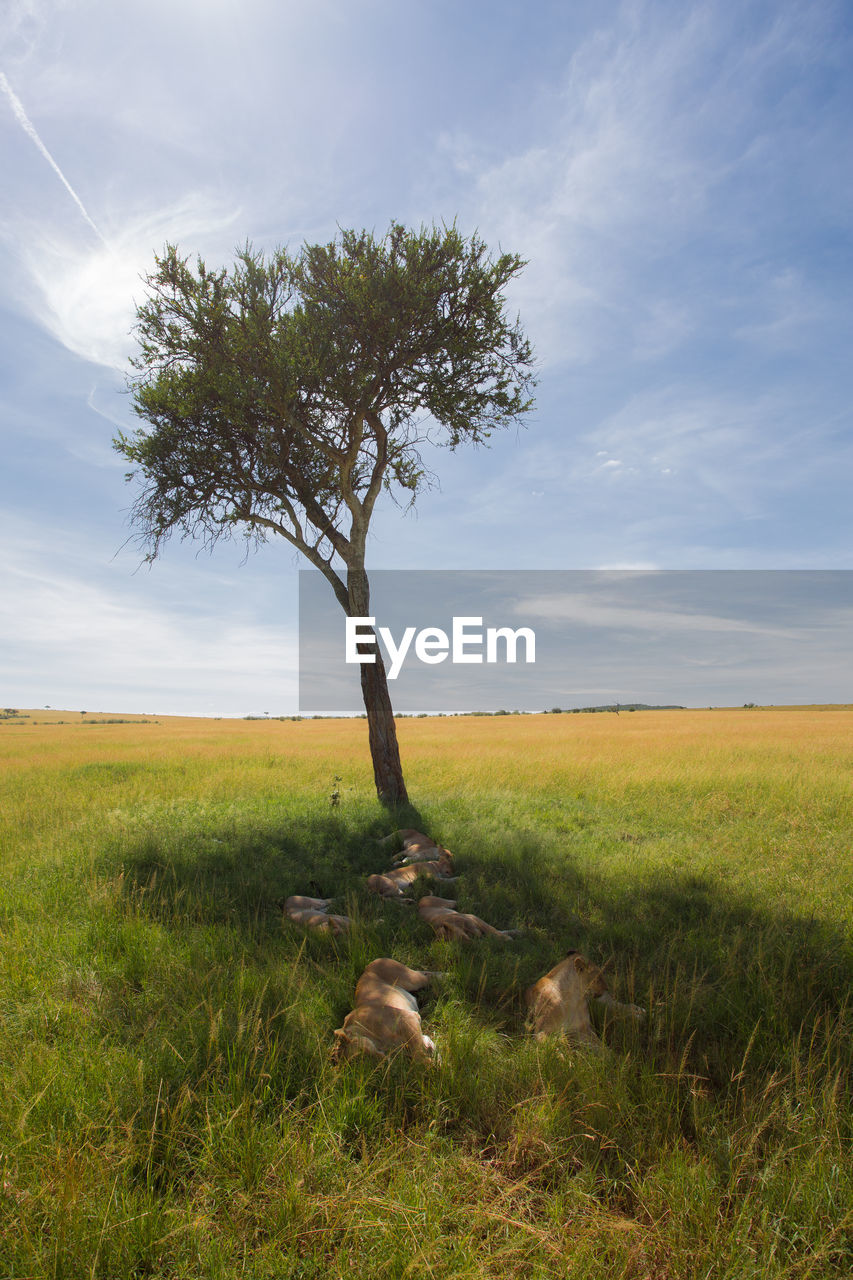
[418,895,516,941]
[526,951,645,1043]
[367,856,458,900]
[392,842,454,868]
[376,827,432,849]
[282,894,350,936]
[377,829,454,865]
[332,958,440,1062]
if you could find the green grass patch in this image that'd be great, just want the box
[0,710,850,1276]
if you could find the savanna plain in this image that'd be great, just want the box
[0,706,850,1279]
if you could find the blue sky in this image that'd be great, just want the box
[1,0,851,715]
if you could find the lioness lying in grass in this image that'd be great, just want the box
[526,952,645,1043]
[392,842,454,868]
[418,895,517,941]
[332,958,440,1062]
[378,829,454,866]
[282,894,350,936]
[376,827,432,849]
[367,855,458,900]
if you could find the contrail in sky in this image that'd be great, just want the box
[1,70,108,246]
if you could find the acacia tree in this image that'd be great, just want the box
[116,222,535,805]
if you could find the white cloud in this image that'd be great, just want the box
[0,524,299,714]
[0,0,57,62]
[579,385,818,520]
[441,2,851,370]
[441,6,722,365]
[512,589,809,640]
[7,194,241,369]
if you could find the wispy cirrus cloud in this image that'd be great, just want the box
[583,384,853,516]
[6,195,241,370]
[443,2,853,369]
[512,590,808,639]
[1,42,242,370]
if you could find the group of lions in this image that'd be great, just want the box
[284,827,645,1063]
[366,828,458,900]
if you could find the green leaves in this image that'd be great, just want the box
[117,221,536,567]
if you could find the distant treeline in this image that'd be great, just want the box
[244,715,306,721]
[241,705,686,721]
[544,703,685,714]
[398,704,686,717]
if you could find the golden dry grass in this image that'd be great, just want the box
[4,701,852,782]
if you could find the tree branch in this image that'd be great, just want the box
[246,512,348,610]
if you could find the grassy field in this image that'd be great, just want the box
[0,706,851,1278]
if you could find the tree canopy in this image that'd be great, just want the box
[118,222,535,609]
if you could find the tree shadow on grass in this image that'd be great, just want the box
[70,804,852,1276]
[98,808,852,1094]
[109,800,430,929]
[92,802,435,1057]
[604,869,852,1089]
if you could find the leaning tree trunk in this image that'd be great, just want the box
[347,567,409,807]
[359,654,409,806]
